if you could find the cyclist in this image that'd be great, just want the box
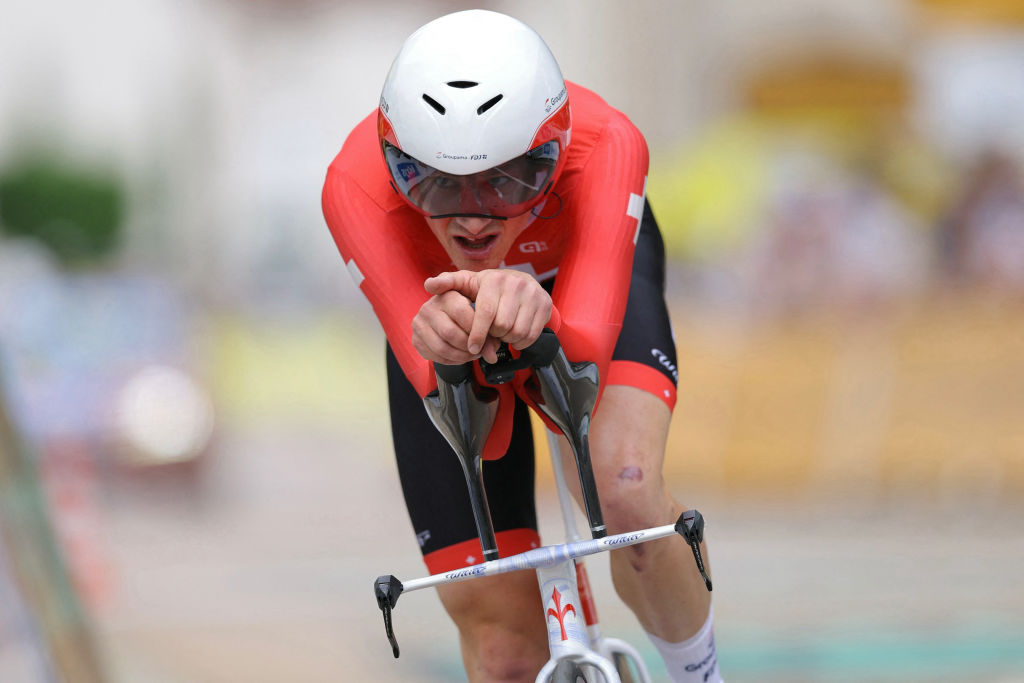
[322,10,720,683]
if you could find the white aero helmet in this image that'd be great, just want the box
[378,10,571,219]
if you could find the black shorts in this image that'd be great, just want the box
[386,199,677,573]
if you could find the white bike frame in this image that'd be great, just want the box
[534,428,652,682]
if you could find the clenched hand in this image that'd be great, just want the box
[412,269,552,364]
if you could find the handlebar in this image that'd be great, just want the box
[432,359,473,385]
[431,328,562,386]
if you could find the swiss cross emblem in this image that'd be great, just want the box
[546,586,577,641]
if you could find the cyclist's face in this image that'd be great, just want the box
[425,212,533,271]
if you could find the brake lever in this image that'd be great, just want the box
[675,510,713,592]
[374,575,405,658]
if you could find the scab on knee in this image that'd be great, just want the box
[618,466,643,482]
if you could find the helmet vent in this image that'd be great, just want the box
[422,94,446,115]
[447,81,478,89]
[476,94,503,115]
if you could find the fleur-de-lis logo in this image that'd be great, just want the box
[546,586,576,641]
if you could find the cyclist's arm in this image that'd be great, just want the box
[322,162,438,397]
[322,154,518,460]
[549,109,649,405]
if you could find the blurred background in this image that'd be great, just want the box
[1,0,1023,681]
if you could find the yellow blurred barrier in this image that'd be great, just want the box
[917,0,1024,25]
[665,295,1024,499]
[207,314,388,427]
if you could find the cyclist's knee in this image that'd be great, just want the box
[588,389,674,536]
[596,444,670,530]
[462,620,547,681]
[591,443,681,575]
[438,574,547,681]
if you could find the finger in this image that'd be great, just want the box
[468,285,500,355]
[437,291,476,335]
[489,290,521,340]
[511,303,550,350]
[500,283,550,348]
[481,336,501,364]
[530,301,553,342]
[424,272,454,295]
[433,316,471,351]
[505,312,537,349]
[412,292,476,360]
[425,270,479,297]
[415,332,473,365]
[412,318,474,364]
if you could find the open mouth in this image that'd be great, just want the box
[453,234,499,253]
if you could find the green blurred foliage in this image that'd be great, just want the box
[0,156,124,267]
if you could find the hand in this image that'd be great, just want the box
[411,289,478,364]
[425,270,552,363]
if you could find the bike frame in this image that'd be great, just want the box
[536,428,651,682]
[374,331,711,682]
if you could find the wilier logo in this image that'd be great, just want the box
[546,586,576,641]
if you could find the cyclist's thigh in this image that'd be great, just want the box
[386,345,540,573]
[576,201,678,522]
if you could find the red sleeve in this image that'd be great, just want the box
[321,122,516,460]
[320,127,438,396]
[549,110,649,410]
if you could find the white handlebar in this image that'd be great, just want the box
[399,522,678,594]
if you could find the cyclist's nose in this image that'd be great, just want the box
[452,216,493,234]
